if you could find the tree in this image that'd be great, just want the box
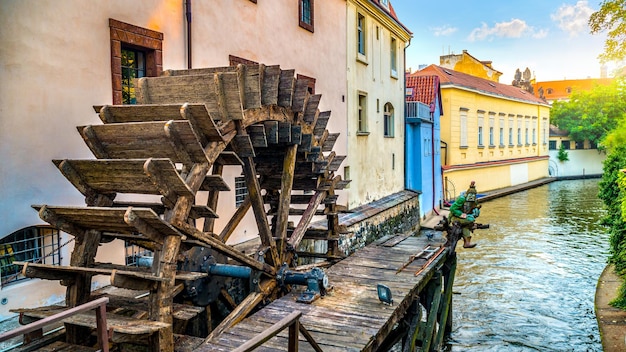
[589,0,626,62]
[550,78,626,145]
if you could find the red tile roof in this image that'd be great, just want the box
[406,75,439,104]
[410,65,548,106]
[372,0,412,35]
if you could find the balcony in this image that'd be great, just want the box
[405,101,432,124]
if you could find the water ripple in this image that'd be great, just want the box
[446,179,609,352]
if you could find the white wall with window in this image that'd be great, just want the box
[383,102,394,137]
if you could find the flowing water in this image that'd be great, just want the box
[445,179,610,351]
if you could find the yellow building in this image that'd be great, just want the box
[439,49,503,83]
[410,65,551,199]
[533,78,613,102]
[345,0,411,207]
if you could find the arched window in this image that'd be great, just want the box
[546,88,553,94]
[384,103,394,137]
[0,225,60,286]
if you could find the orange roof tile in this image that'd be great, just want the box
[372,0,412,35]
[410,65,548,105]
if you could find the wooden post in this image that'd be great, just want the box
[276,144,297,261]
[419,272,443,352]
[203,163,223,233]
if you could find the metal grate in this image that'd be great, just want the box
[235,176,248,207]
[0,226,61,286]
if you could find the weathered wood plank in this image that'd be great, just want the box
[261,65,281,106]
[277,69,295,107]
[302,95,321,124]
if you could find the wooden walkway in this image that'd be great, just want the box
[198,233,450,351]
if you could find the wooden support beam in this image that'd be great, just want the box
[124,207,169,246]
[218,196,251,243]
[277,144,297,262]
[165,120,195,169]
[37,205,87,239]
[204,280,277,344]
[203,163,223,233]
[287,190,327,250]
[53,160,114,207]
[181,223,275,276]
[79,125,110,159]
[434,255,457,348]
[419,272,443,352]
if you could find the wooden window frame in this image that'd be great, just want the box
[299,0,314,33]
[109,19,163,105]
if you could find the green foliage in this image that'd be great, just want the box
[599,144,626,309]
[557,143,569,162]
[589,0,626,62]
[550,78,626,144]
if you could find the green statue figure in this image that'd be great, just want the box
[448,181,481,248]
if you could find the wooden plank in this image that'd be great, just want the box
[278,69,295,107]
[199,174,230,192]
[287,190,326,249]
[261,65,281,106]
[232,135,255,158]
[136,75,217,105]
[277,122,291,144]
[291,79,310,113]
[53,159,194,199]
[238,64,262,109]
[16,307,169,335]
[290,125,302,145]
[248,124,268,148]
[303,95,321,124]
[322,133,340,152]
[215,72,244,120]
[276,144,297,261]
[264,121,279,144]
[215,151,243,166]
[161,66,236,77]
[32,205,183,239]
[313,111,330,136]
[98,104,183,124]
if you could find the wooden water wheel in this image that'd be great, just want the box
[15,64,349,351]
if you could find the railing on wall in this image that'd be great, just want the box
[405,101,432,122]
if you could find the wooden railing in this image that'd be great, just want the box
[0,297,110,352]
[232,311,322,352]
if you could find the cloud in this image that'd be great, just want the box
[551,0,594,36]
[468,19,544,42]
[431,25,458,37]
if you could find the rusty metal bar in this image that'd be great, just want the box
[0,297,109,352]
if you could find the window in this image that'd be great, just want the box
[110,19,162,105]
[121,47,145,104]
[358,94,368,133]
[460,109,468,147]
[125,242,152,267]
[235,176,248,207]
[343,166,350,189]
[542,121,548,144]
[380,0,389,8]
[299,0,314,32]
[509,127,513,145]
[477,112,484,147]
[575,141,585,149]
[590,140,598,149]
[489,114,495,146]
[390,37,397,77]
[384,103,394,137]
[0,226,61,286]
[549,140,557,150]
[517,128,522,145]
[562,140,571,150]
[532,127,536,145]
[357,13,366,56]
[525,120,530,145]
[547,88,553,94]
[499,117,505,146]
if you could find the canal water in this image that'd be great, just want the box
[446,179,610,351]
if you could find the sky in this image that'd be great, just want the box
[390,0,616,84]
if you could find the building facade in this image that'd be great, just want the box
[345,0,411,208]
[0,0,346,319]
[405,75,444,218]
[409,65,551,200]
[439,50,503,83]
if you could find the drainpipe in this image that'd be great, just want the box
[403,37,411,190]
[430,100,439,215]
[440,140,448,204]
[185,0,192,69]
